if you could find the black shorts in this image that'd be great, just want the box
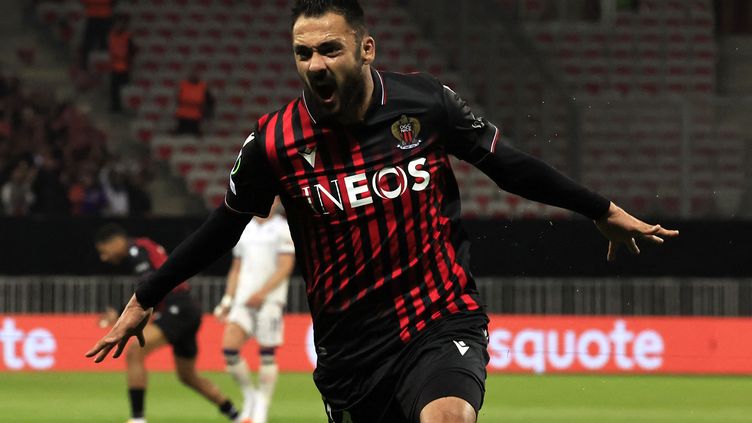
[153,291,202,358]
[320,313,489,423]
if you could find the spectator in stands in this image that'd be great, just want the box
[0,73,153,217]
[1,161,36,216]
[0,103,10,141]
[108,14,136,112]
[100,164,129,216]
[174,69,214,137]
[30,147,70,215]
[80,0,114,70]
[69,170,106,216]
[124,153,153,216]
[3,76,23,133]
[126,172,152,216]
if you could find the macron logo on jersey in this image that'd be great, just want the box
[301,157,431,215]
[299,146,317,168]
[453,340,470,356]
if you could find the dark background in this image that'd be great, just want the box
[1,217,747,277]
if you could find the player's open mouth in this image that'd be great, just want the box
[311,82,337,104]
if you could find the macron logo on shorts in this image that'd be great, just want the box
[453,340,469,356]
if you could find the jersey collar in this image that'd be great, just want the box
[302,67,386,125]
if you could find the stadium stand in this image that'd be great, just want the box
[421,0,745,217]
[33,0,747,218]
[35,0,480,210]
[0,71,152,217]
[515,0,745,216]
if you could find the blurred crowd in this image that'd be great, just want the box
[0,71,152,217]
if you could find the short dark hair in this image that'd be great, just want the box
[95,223,127,244]
[291,0,367,37]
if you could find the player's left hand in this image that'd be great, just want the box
[246,292,267,308]
[595,202,679,262]
[85,294,152,363]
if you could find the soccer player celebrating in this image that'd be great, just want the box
[88,1,679,422]
[94,224,241,423]
[213,198,295,423]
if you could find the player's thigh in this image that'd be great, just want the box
[398,327,489,421]
[256,302,284,347]
[127,323,169,358]
[419,397,476,423]
[226,304,255,340]
[222,322,249,350]
[321,394,406,423]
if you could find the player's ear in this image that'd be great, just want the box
[362,35,375,65]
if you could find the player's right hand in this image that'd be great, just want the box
[213,294,233,322]
[85,294,152,363]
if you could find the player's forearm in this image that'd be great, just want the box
[223,258,241,297]
[475,144,610,220]
[135,205,251,308]
[226,273,239,297]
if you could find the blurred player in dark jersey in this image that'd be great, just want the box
[94,224,240,423]
[88,2,679,422]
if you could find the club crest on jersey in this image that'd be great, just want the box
[391,115,422,150]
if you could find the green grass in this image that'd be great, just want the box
[0,372,750,422]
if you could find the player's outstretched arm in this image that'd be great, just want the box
[442,84,608,220]
[473,146,678,259]
[440,81,679,258]
[595,202,679,261]
[86,295,152,363]
[85,205,251,362]
[473,143,611,220]
[133,204,251,310]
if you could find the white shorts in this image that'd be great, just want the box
[227,302,285,347]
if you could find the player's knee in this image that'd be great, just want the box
[259,347,276,365]
[420,397,476,423]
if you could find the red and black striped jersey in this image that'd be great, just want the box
[225,69,498,370]
[128,238,189,310]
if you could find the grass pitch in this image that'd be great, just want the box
[0,372,750,422]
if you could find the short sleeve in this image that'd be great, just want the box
[441,85,501,164]
[275,219,295,255]
[225,130,278,216]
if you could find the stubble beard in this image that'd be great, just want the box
[336,65,367,123]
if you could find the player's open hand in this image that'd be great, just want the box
[86,294,152,363]
[595,202,679,262]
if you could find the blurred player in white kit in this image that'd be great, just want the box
[214,198,295,423]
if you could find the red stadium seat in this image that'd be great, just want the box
[157,145,174,160]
